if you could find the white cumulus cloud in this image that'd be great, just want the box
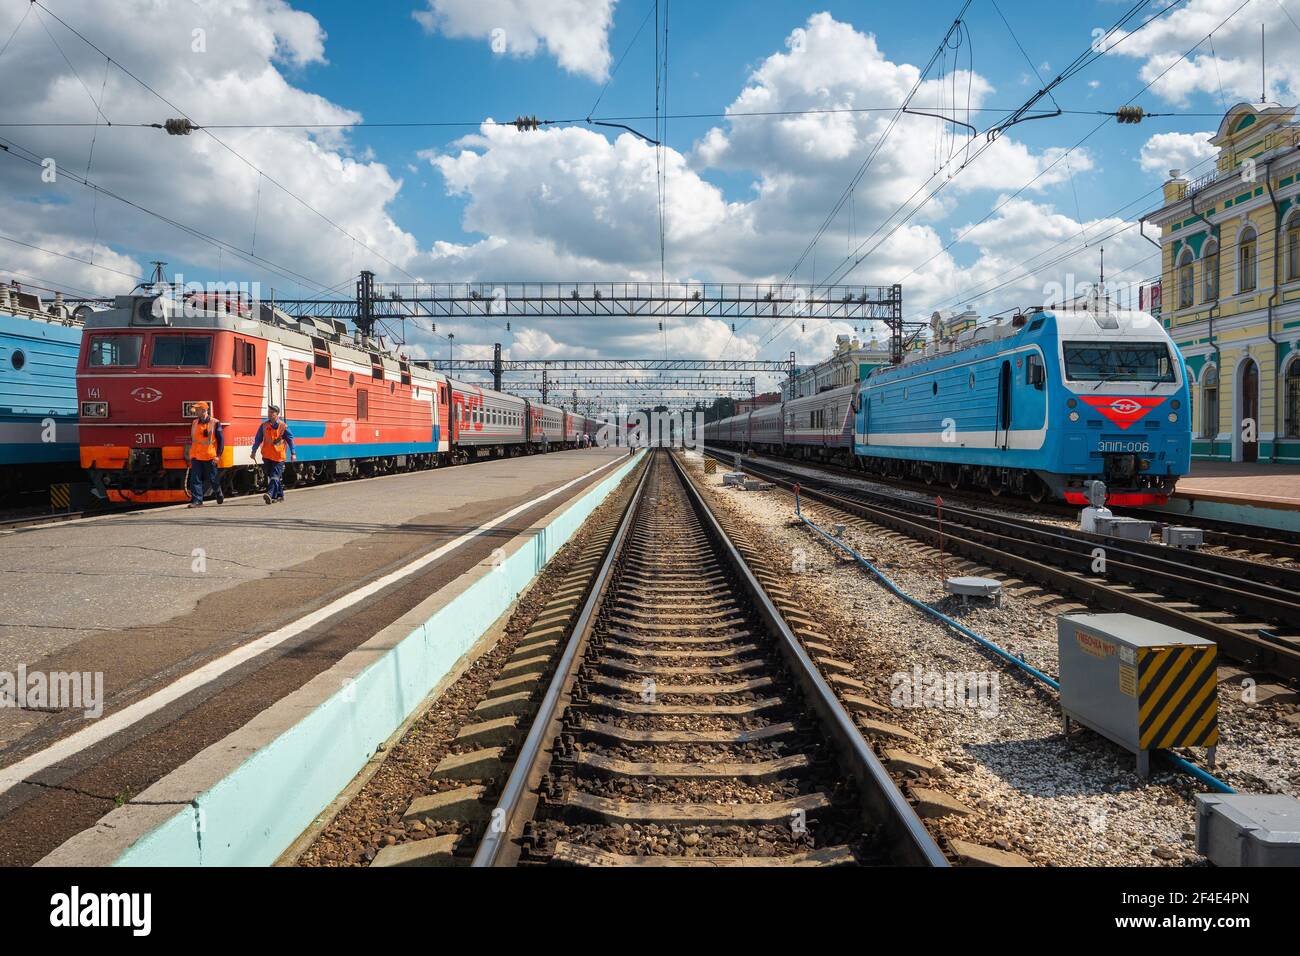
[412,0,616,81]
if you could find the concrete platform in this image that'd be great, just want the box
[0,447,633,866]
[1163,460,1300,532]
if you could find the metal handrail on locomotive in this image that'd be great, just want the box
[76,289,596,503]
[704,303,1191,506]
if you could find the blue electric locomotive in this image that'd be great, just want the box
[0,286,83,494]
[854,305,1191,504]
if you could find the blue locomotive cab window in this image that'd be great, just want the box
[88,334,143,368]
[1063,342,1174,384]
[1026,354,1045,390]
[151,334,213,367]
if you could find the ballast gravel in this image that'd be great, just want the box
[684,454,1300,868]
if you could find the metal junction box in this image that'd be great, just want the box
[1093,516,1156,541]
[1162,526,1205,549]
[1196,794,1300,867]
[1058,613,1218,777]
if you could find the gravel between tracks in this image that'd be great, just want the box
[683,453,1300,867]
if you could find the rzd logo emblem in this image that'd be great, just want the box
[1078,395,1164,430]
[131,386,163,404]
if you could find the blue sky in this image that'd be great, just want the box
[1,0,1296,382]
[303,0,1180,265]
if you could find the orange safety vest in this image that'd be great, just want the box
[261,420,288,462]
[190,418,219,462]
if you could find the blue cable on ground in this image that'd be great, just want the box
[791,485,1235,794]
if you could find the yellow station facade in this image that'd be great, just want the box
[1146,101,1300,462]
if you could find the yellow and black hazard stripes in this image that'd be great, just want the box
[1138,646,1219,749]
[49,483,71,511]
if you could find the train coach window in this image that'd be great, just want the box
[390,382,396,395]
[305,364,314,381]
[357,389,369,421]
[969,371,976,390]
[88,333,143,368]
[151,334,213,367]
[348,373,356,388]
[10,349,24,371]
[314,351,331,370]
[932,382,938,396]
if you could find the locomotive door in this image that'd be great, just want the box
[996,360,1012,450]
[265,345,286,416]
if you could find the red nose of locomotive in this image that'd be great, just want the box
[78,320,227,501]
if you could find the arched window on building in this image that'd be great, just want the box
[1201,364,1219,439]
[1177,247,1195,309]
[1286,356,1300,439]
[1239,225,1258,293]
[1203,238,1219,302]
[1287,212,1300,283]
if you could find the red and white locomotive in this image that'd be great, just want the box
[76,290,596,502]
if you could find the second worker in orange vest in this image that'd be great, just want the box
[251,404,296,504]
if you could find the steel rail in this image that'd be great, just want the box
[668,451,947,866]
[706,443,1300,562]
[708,450,1300,682]
[473,449,947,866]
[471,454,653,867]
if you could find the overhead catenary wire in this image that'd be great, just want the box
[755,0,1173,352]
[809,0,1213,299]
[27,1,420,285]
[0,133,345,297]
[759,0,1254,352]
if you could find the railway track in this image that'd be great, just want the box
[705,448,1300,683]
[713,447,1300,564]
[470,449,944,867]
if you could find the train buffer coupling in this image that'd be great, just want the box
[1059,613,1218,779]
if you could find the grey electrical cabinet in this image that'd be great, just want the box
[1058,613,1218,777]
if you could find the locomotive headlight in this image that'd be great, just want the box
[1067,398,1078,409]
[1168,413,1178,423]
[80,401,108,418]
[1171,399,1181,410]
[1069,411,1080,422]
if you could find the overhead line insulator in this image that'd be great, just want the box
[1115,106,1145,125]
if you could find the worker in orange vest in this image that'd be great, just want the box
[251,404,296,504]
[186,401,225,508]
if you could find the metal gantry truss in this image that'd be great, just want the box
[274,273,903,336]
[435,359,789,373]
[456,376,759,402]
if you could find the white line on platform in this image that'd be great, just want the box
[0,453,632,798]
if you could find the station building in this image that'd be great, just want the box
[1146,101,1300,463]
[784,333,891,399]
